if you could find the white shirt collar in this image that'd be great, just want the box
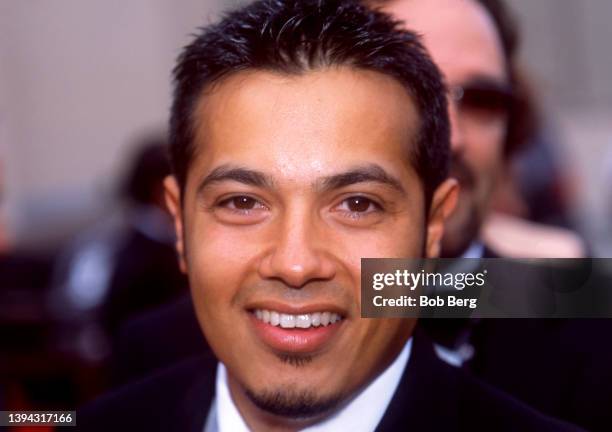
[209,338,412,432]
[461,242,485,258]
[431,241,484,368]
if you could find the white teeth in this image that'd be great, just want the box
[296,314,311,328]
[321,312,330,326]
[311,313,321,327]
[253,309,342,328]
[280,314,295,328]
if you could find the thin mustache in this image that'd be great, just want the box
[238,279,351,304]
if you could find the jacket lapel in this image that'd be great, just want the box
[174,353,218,432]
[376,329,460,431]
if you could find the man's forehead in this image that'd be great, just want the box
[382,0,507,83]
[194,67,418,130]
[189,67,420,174]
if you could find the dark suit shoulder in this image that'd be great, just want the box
[377,330,583,431]
[113,294,208,384]
[78,353,216,432]
[454,366,582,431]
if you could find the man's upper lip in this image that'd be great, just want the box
[246,300,348,317]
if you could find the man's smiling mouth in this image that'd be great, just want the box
[252,309,343,329]
[247,304,347,354]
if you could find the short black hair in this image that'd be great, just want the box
[169,0,449,204]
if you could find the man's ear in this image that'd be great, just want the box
[425,178,459,258]
[164,175,188,273]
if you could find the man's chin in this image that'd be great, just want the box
[235,349,346,419]
[245,386,343,420]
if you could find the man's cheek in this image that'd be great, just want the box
[349,230,419,259]
[189,223,257,262]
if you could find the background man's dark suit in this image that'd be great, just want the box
[81,328,580,431]
[421,248,612,431]
[471,249,612,431]
[470,318,612,431]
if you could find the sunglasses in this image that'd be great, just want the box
[449,78,515,120]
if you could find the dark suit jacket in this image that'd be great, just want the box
[468,318,612,431]
[112,295,208,385]
[103,228,188,335]
[116,293,612,431]
[420,248,612,431]
[469,248,612,431]
[80,329,580,431]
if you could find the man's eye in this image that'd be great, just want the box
[338,196,380,214]
[218,196,265,211]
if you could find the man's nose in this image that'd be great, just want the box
[258,211,336,288]
[448,98,467,157]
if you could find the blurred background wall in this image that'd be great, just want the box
[511,0,612,256]
[0,0,611,255]
[0,0,234,251]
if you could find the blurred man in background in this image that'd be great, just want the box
[376,0,611,430]
[51,137,187,361]
[378,0,583,260]
[2,135,188,411]
[102,140,187,334]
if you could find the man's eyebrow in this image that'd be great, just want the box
[197,165,274,194]
[319,164,406,195]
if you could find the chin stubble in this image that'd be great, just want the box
[277,353,314,367]
[245,387,343,419]
[243,352,343,419]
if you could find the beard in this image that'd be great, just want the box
[243,351,345,420]
[245,387,343,419]
[441,157,482,257]
[441,199,482,258]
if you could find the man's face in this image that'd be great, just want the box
[383,0,509,256]
[165,68,455,422]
